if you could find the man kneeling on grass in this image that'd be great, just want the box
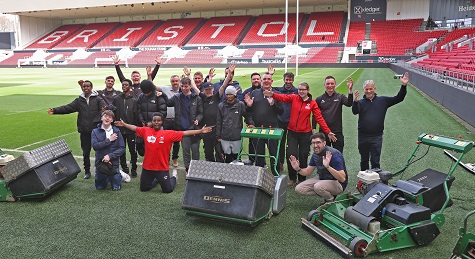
[289,132,348,205]
[115,112,212,193]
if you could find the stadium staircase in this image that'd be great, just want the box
[235,16,257,46]
[133,21,164,47]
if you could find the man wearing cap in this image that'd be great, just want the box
[187,65,232,163]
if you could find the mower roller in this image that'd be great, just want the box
[301,133,474,258]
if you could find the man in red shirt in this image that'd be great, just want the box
[115,112,212,193]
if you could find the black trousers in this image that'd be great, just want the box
[253,138,279,176]
[80,131,92,174]
[119,133,138,170]
[140,169,176,193]
[286,130,311,182]
[202,131,224,162]
[358,133,383,171]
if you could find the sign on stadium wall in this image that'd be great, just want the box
[429,0,475,22]
[350,0,387,22]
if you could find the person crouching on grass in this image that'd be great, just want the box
[115,112,212,193]
[92,110,125,191]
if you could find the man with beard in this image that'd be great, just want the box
[289,132,347,205]
[97,76,121,106]
[244,72,283,176]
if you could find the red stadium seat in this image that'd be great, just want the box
[52,23,121,49]
[240,13,303,45]
[26,24,85,49]
[138,18,203,47]
[299,11,344,44]
[94,21,161,48]
[186,16,251,46]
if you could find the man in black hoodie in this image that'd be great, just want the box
[48,80,106,179]
[113,79,139,177]
[135,80,167,166]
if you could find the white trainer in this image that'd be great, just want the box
[172,169,178,181]
[120,170,131,183]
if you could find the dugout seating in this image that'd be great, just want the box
[94,20,161,48]
[52,22,121,49]
[299,11,344,44]
[25,24,86,50]
[346,21,366,47]
[240,13,303,45]
[186,16,251,46]
[138,18,203,47]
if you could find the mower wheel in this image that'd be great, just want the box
[350,237,368,258]
[307,210,318,221]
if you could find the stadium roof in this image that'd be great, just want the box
[2,0,347,19]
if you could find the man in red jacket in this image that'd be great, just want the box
[264,82,336,186]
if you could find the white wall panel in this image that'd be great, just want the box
[387,0,429,20]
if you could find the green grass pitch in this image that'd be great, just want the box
[0,66,474,258]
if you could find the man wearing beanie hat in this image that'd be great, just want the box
[186,65,233,163]
[217,84,253,163]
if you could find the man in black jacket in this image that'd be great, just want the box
[48,80,106,179]
[166,77,203,172]
[97,75,121,106]
[244,72,283,175]
[113,79,139,177]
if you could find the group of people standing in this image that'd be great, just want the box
[47,59,409,205]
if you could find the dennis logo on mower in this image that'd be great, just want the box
[203,195,231,204]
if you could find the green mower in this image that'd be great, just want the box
[301,133,474,258]
[0,150,15,202]
[451,210,475,258]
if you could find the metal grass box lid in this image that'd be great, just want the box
[1,139,71,183]
[186,160,276,196]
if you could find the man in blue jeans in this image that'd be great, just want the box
[352,72,409,171]
[92,110,125,190]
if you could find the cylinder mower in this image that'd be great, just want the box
[301,133,474,258]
